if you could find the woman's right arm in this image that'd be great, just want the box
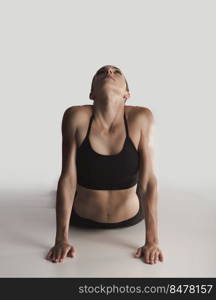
[55,106,78,244]
[46,106,79,263]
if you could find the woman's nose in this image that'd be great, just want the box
[106,68,113,75]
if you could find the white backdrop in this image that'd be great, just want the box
[0,0,215,207]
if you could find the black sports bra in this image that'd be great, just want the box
[76,108,140,190]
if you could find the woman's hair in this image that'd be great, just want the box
[89,65,129,99]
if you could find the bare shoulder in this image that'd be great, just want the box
[62,105,90,124]
[126,105,154,127]
[63,104,89,118]
[61,105,90,138]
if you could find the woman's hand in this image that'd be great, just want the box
[46,241,76,263]
[134,242,164,264]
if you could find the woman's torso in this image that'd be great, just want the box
[73,104,142,223]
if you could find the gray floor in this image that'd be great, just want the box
[0,187,215,277]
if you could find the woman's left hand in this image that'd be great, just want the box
[134,243,164,264]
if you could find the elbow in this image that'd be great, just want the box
[147,175,158,192]
[58,175,77,191]
[138,175,157,194]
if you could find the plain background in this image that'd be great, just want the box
[0,0,215,277]
[1,0,216,197]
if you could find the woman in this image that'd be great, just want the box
[46,65,164,265]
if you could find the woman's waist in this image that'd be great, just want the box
[73,190,140,223]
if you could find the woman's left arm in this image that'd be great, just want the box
[135,107,164,264]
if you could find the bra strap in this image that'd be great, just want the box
[124,112,129,137]
[86,113,94,138]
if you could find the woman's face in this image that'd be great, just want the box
[91,65,128,98]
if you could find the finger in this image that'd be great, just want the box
[158,251,164,262]
[56,249,64,262]
[52,253,57,263]
[46,250,53,260]
[60,249,69,262]
[53,249,61,263]
[51,249,56,262]
[154,251,159,264]
[144,250,150,264]
[68,247,76,258]
[149,250,156,264]
[52,251,58,263]
[134,247,142,258]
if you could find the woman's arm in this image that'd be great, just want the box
[136,107,160,246]
[137,179,159,245]
[55,107,78,244]
[135,107,163,264]
[55,180,76,244]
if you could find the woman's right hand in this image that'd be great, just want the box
[46,241,76,263]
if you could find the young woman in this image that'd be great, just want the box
[46,65,164,265]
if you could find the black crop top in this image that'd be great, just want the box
[76,108,140,190]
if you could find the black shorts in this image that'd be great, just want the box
[69,199,144,229]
